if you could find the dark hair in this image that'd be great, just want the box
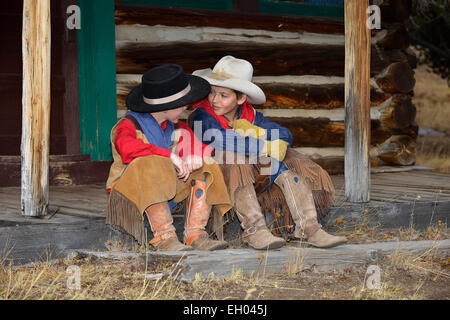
[232,90,245,100]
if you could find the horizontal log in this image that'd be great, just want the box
[116,25,345,46]
[115,5,345,34]
[117,106,398,124]
[259,82,389,110]
[370,135,416,166]
[375,62,416,94]
[116,41,408,77]
[269,117,418,148]
[254,96,415,129]
[116,24,408,54]
[116,75,390,110]
[374,24,410,50]
[378,94,416,129]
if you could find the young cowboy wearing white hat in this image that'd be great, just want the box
[106,64,231,251]
[190,56,347,249]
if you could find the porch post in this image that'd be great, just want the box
[344,0,371,202]
[21,0,51,217]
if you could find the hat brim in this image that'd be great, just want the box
[193,68,266,105]
[126,75,211,113]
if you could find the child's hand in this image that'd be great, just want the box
[170,152,190,182]
[229,119,266,139]
[262,139,288,162]
[185,155,203,173]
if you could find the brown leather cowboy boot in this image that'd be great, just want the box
[274,170,347,248]
[145,202,193,251]
[234,184,286,250]
[184,179,228,250]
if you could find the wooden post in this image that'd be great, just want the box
[344,0,371,202]
[21,0,51,216]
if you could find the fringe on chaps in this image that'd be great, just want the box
[220,148,335,237]
[106,189,148,245]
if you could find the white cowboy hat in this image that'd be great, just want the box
[192,55,266,105]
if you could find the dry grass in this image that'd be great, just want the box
[1,223,448,300]
[0,251,189,300]
[414,64,450,135]
[416,136,450,173]
[413,63,450,172]
[326,212,448,244]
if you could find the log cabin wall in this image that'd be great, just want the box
[0,0,80,156]
[115,0,417,174]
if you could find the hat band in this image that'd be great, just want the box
[208,71,237,81]
[143,84,191,105]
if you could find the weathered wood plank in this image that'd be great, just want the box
[371,175,450,190]
[344,0,371,202]
[81,240,448,280]
[369,187,449,201]
[21,0,51,217]
[325,199,449,230]
[0,218,130,265]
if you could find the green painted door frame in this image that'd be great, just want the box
[77,0,117,161]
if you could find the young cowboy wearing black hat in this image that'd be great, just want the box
[106,64,231,251]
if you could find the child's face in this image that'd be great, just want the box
[164,105,188,123]
[208,86,246,116]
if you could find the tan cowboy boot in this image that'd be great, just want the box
[184,179,228,251]
[274,170,347,248]
[145,202,193,251]
[234,184,286,250]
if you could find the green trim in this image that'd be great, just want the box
[120,0,234,10]
[259,0,344,18]
[77,0,117,161]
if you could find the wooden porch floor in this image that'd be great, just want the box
[1,168,448,264]
[0,168,449,227]
[323,169,450,229]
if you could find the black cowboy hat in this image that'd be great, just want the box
[126,64,211,113]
